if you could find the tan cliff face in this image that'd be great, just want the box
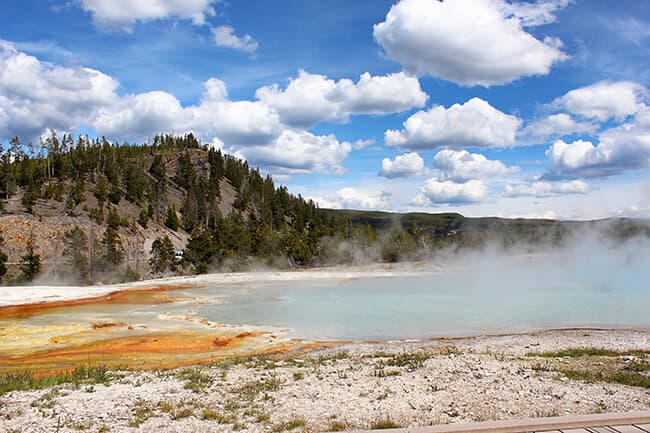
[0,150,246,282]
[0,213,149,282]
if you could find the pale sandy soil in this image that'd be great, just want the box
[1,329,648,433]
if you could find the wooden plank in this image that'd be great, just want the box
[561,429,592,433]
[610,426,647,433]
[342,412,650,433]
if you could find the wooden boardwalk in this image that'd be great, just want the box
[346,412,650,433]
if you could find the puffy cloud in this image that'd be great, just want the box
[502,0,571,27]
[76,0,217,30]
[212,26,258,53]
[256,71,338,128]
[543,108,650,179]
[352,138,375,150]
[373,0,568,86]
[519,113,596,143]
[503,180,590,198]
[0,43,359,176]
[256,70,427,128]
[544,139,608,178]
[317,188,392,210]
[331,71,428,115]
[415,179,487,204]
[379,152,426,178]
[93,78,282,145]
[432,149,517,182]
[553,81,647,121]
[385,97,520,150]
[238,129,352,175]
[0,41,118,141]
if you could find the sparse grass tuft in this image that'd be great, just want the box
[315,351,349,364]
[177,368,213,393]
[237,374,282,399]
[526,347,650,389]
[385,352,430,371]
[329,420,353,431]
[0,366,112,396]
[158,400,193,420]
[561,368,650,388]
[272,417,306,432]
[129,398,155,427]
[527,348,650,358]
[202,409,235,423]
[531,361,553,372]
[627,360,650,372]
[371,418,401,429]
[255,412,271,423]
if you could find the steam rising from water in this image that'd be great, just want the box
[4,227,649,341]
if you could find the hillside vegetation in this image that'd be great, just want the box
[0,132,648,284]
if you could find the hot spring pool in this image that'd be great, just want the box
[4,247,650,342]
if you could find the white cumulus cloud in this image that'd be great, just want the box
[385,97,521,150]
[238,129,352,175]
[373,0,568,86]
[76,0,217,30]
[0,42,354,176]
[93,77,282,145]
[543,106,650,179]
[416,179,487,204]
[432,149,517,182]
[501,0,571,27]
[520,113,597,144]
[0,41,118,141]
[212,25,259,53]
[503,180,591,198]
[553,81,647,121]
[256,70,427,128]
[379,152,426,178]
[317,188,392,210]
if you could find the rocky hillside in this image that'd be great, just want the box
[0,133,346,284]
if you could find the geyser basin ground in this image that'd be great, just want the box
[1,329,649,433]
[0,248,649,374]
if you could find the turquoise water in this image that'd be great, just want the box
[188,250,650,340]
[11,247,650,342]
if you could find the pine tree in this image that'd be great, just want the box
[20,235,41,281]
[63,227,90,283]
[94,175,108,207]
[165,205,180,231]
[138,208,148,228]
[184,228,216,274]
[0,232,8,282]
[149,235,176,275]
[0,143,15,198]
[149,154,166,181]
[65,178,85,209]
[102,208,123,266]
[176,151,195,189]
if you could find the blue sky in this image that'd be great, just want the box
[0,0,649,219]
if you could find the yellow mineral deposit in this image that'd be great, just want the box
[0,284,320,376]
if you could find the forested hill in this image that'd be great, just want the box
[0,132,648,285]
[0,133,350,284]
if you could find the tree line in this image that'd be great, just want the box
[0,132,390,283]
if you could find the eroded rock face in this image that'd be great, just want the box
[0,152,239,282]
